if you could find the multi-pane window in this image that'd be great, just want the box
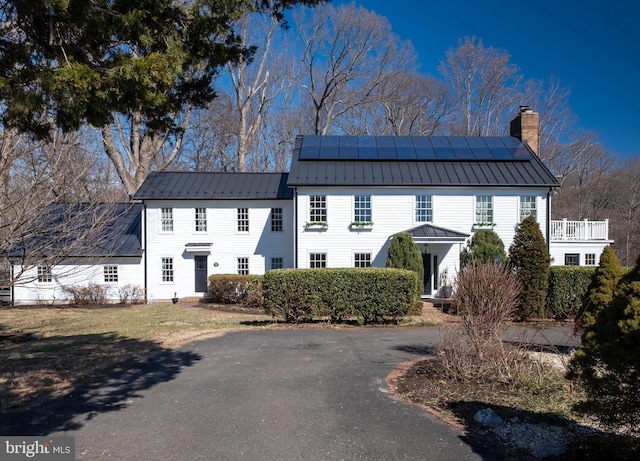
[161,208,174,232]
[354,195,372,222]
[564,254,580,266]
[237,208,249,232]
[310,253,327,268]
[104,265,118,283]
[475,196,494,224]
[270,257,283,270]
[415,195,433,222]
[354,253,371,268]
[585,254,596,266]
[237,257,249,275]
[37,265,52,283]
[195,208,207,232]
[309,195,327,222]
[519,196,537,221]
[271,208,283,232]
[161,257,174,282]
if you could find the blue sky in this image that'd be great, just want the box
[336,0,639,158]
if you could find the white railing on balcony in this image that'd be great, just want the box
[550,219,609,241]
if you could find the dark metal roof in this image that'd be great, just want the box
[288,135,559,187]
[134,172,293,200]
[5,203,143,258]
[406,223,469,241]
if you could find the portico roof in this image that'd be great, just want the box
[405,223,469,243]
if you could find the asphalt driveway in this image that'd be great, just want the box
[2,326,578,460]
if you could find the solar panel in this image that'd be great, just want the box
[297,135,529,162]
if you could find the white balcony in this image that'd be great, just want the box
[550,219,609,241]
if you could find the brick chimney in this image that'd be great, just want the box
[510,105,540,155]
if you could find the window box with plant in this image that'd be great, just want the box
[473,222,496,230]
[350,221,374,230]
[305,221,328,229]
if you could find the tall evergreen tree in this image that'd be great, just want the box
[567,255,640,434]
[576,246,624,329]
[508,215,550,319]
[386,232,424,302]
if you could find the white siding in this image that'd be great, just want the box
[144,200,294,301]
[549,242,611,267]
[12,257,144,304]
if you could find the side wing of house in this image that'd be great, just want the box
[135,172,294,302]
[8,203,144,304]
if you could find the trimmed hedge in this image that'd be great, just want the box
[208,274,263,307]
[262,268,417,324]
[547,266,595,319]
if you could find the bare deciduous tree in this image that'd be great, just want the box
[293,2,416,135]
[439,36,523,136]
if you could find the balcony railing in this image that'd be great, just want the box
[550,219,609,241]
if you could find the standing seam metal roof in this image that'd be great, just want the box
[133,172,293,200]
[288,135,559,187]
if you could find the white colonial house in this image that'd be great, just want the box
[2,108,613,304]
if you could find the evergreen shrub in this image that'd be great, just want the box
[262,268,416,324]
[547,266,595,320]
[460,230,506,267]
[208,274,263,306]
[386,232,424,311]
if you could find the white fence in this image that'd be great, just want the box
[550,219,609,241]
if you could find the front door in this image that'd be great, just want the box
[194,255,208,292]
[422,253,431,294]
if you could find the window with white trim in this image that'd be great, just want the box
[161,208,173,232]
[354,195,372,222]
[270,257,283,270]
[354,253,371,268]
[519,196,537,221]
[475,196,493,224]
[195,208,207,232]
[37,265,52,283]
[309,196,327,223]
[310,253,327,268]
[271,208,283,232]
[161,257,174,282]
[237,257,249,275]
[103,265,118,283]
[415,195,433,222]
[585,254,596,266]
[237,208,249,232]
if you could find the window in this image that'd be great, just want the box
[309,195,327,223]
[475,196,493,224]
[585,254,596,266]
[564,254,580,266]
[354,253,371,268]
[237,257,249,275]
[415,195,433,222]
[237,208,249,232]
[195,208,207,232]
[104,265,118,283]
[161,208,173,232]
[310,253,327,268]
[37,265,52,283]
[270,257,283,270]
[519,196,537,221]
[271,208,283,232]
[161,257,174,282]
[354,195,372,222]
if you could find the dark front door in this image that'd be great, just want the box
[194,255,208,292]
[422,253,431,294]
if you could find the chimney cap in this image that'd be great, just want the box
[519,105,534,113]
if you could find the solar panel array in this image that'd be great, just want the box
[298,135,532,161]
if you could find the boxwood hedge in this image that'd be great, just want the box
[547,266,595,319]
[262,268,417,324]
